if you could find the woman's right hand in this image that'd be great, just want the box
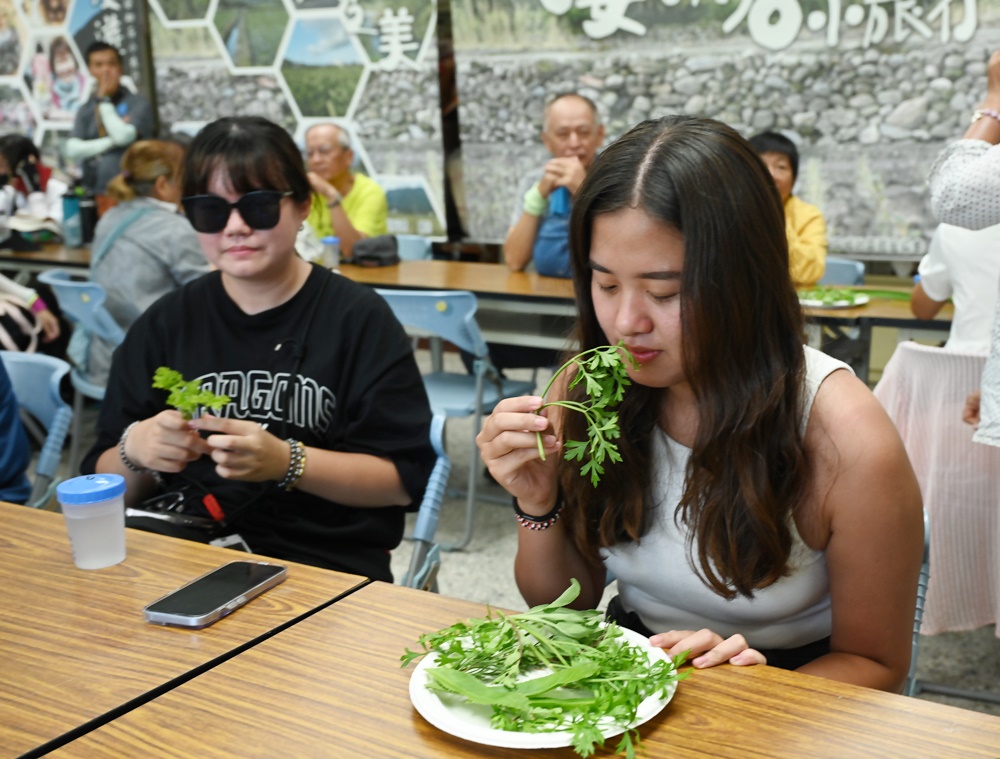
[123,411,212,473]
[476,395,560,508]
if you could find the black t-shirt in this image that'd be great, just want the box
[82,265,435,581]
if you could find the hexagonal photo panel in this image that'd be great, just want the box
[214,0,289,68]
[379,174,444,236]
[0,0,24,76]
[0,83,37,136]
[155,0,212,22]
[22,0,68,27]
[281,17,365,118]
[22,33,87,122]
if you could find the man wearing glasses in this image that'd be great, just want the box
[504,93,605,278]
[304,123,387,259]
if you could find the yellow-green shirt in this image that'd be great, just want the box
[785,194,827,287]
[307,173,388,239]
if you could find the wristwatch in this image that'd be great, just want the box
[971,108,1000,125]
[326,195,341,209]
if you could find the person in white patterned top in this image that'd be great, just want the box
[927,50,1000,445]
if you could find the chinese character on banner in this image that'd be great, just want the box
[93,12,124,50]
[374,8,420,70]
[538,0,648,39]
[343,0,377,35]
[723,0,803,50]
[925,0,976,41]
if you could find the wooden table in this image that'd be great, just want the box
[807,287,953,382]
[342,263,952,377]
[51,581,1000,758]
[0,242,89,275]
[0,503,367,758]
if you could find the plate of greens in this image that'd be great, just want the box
[798,287,870,309]
[402,580,686,756]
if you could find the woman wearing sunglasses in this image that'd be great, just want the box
[81,116,436,581]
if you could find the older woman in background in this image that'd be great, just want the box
[73,139,208,385]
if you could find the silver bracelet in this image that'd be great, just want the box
[118,421,151,473]
[277,439,306,491]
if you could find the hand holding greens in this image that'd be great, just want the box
[152,367,230,420]
[402,579,687,758]
[537,342,637,487]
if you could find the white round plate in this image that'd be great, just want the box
[408,626,676,749]
[799,294,870,309]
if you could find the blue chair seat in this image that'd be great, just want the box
[423,372,535,417]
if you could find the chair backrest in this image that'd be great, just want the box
[375,289,489,359]
[37,269,126,345]
[818,256,865,286]
[0,351,72,507]
[873,341,1000,637]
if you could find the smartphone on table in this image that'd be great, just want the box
[144,561,287,628]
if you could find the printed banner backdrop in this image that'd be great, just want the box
[0,0,153,176]
[454,0,1000,248]
[148,0,446,236]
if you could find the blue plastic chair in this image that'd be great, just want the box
[0,351,72,508]
[818,256,865,286]
[401,415,451,590]
[376,289,535,550]
[38,269,126,472]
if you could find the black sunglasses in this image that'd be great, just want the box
[181,190,293,234]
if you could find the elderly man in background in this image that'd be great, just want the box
[504,93,605,277]
[304,123,387,258]
[64,42,153,195]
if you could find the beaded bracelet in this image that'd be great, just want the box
[278,439,306,491]
[512,495,564,531]
[971,108,1000,126]
[118,421,151,473]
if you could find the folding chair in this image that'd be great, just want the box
[376,289,535,550]
[0,351,72,508]
[38,269,125,472]
[401,415,451,590]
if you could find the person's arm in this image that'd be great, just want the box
[797,370,924,691]
[928,51,1000,229]
[477,393,606,607]
[306,172,372,257]
[910,282,946,319]
[911,234,950,319]
[97,101,137,147]
[504,210,544,272]
[64,135,115,161]
[787,200,828,287]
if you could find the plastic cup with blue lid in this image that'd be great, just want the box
[56,474,127,570]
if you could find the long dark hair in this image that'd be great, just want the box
[562,116,807,599]
[183,116,311,202]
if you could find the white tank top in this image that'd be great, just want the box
[601,346,851,649]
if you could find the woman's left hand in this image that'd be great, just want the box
[649,629,767,668]
[189,415,290,482]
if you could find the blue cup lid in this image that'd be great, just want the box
[321,236,340,244]
[57,474,126,505]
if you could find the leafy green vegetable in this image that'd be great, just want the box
[537,342,638,487]
[402,579,688,758]
[152,366,231,420]
[797,286,859,305]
